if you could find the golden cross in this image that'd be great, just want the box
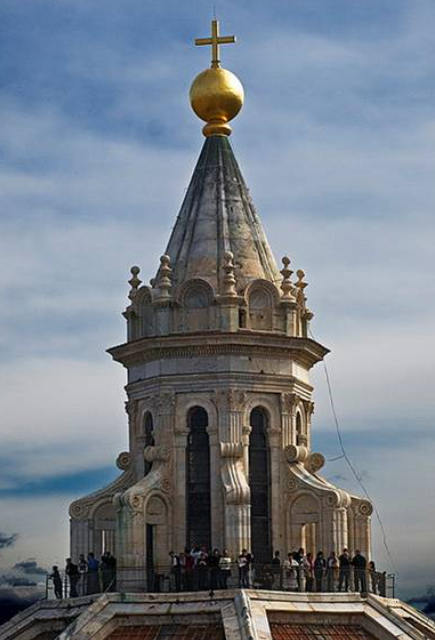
[195,20,236,68]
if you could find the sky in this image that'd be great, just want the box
[0,0,435,604]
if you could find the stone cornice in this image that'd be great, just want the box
[107,331,329,369]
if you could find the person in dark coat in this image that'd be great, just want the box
[338,548,351,592]
[314,551,326,592]
[352,550,367,593]
[86,552,100,594]
[208,548,221,591]
[49,566,63,599]
[65,558,79,597]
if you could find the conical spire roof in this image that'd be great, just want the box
[162,135,281,292]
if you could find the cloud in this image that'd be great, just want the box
[0,533,17,550]
[13,560,47,576]
[1,0,435,599]
[0,586,42,625]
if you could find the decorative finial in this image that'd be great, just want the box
[156,255,172,299]
[296,269,307,290]
[222,251,237,296]
[128,266,141,300]
[195,19,236,69]
[190,20,244,137]
[280,256,295,301]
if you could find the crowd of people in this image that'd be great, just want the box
[166,546,382,594]
[48,552,117,599]
[49,546,384,599]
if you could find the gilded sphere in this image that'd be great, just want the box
[190,67,244,136]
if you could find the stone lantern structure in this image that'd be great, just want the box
[69,20,372,588]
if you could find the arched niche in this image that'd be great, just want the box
[245,280,279,331]
[179,279,213,332]
[289,493,320,555]
[132,287,153,338]
[145,494,170,571]
[92,502,116,558]
[249,407,272,562]
[186,406,211,549]
[144,412,155,475]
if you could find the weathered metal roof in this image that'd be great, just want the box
[162,135,281,291]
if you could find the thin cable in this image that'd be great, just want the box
[309,328,397,573]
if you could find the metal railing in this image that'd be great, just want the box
[46,564,395,600]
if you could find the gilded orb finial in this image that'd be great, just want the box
[190,20,244,137]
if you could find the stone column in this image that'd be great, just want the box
[353,501,372,558]
[173,413,188,554]
[268,425,282,552]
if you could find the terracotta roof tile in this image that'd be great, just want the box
[107,624,225,640]
[270,624,376,640]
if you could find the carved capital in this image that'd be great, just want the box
[303,399,315,416]
[281,392,300,416]
[125,399,137,420]
[69,501,90,520]
[357,500,373,517]
[158,391,176,415]
[215,389,246,411]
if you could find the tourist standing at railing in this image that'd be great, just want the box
[338,548,351,592]
[368,560,377,594]
[296,548,307,592]
[78,554,87,596]
[87,552,100,594]
[283,552,299,591]
[49,566,63,599]
[183,547,195,591]
[218,549,232,589]
[238,549,251,587]
[208,548,221,590]
[197,549,209,590]
[352,550,367,593]
[326,551,339,592]
[65,558,80,597]
[101,551,116,592]
[169,551,181,592]
[271,551,281,589]
[314,551,326,592]
[305,552,314,592]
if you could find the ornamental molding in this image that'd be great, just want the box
[108,333,329,370]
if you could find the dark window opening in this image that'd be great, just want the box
[249,407,272,562]
[186,407,211,550]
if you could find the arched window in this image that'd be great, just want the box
[144,413,155,476]
[184,286,210,331]
[186,407,211,549]
[249,407,272,562]
[249,288,273,330]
